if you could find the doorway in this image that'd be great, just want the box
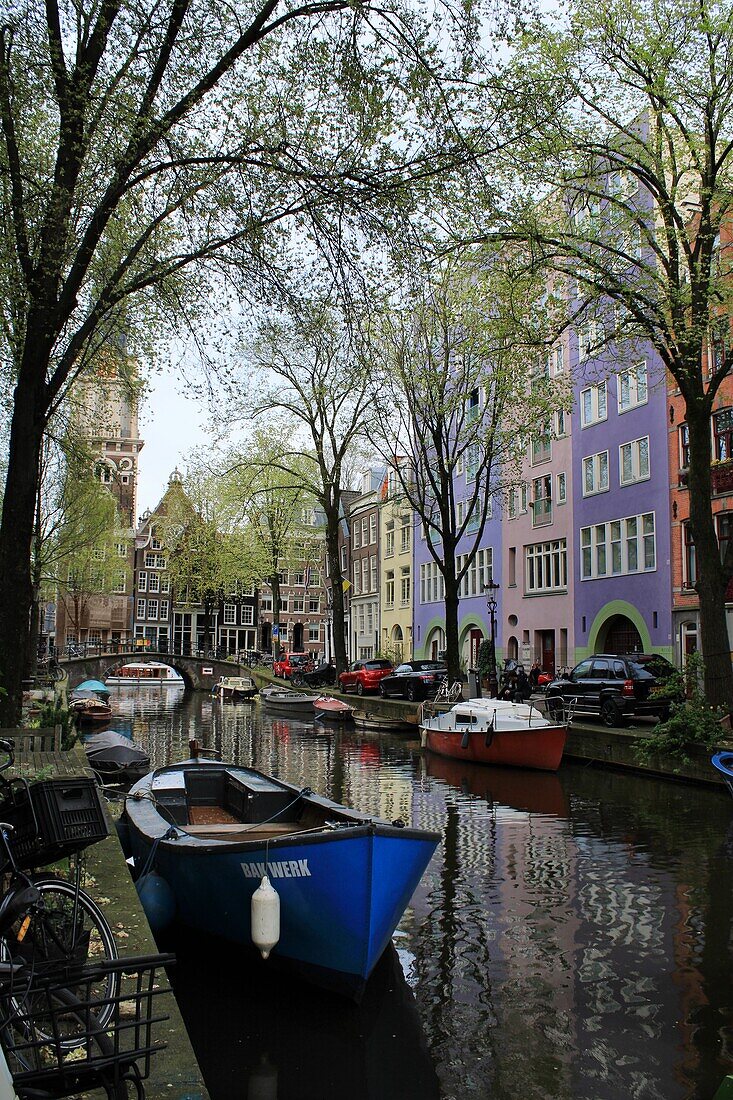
[601,615,643,654]
[538,629,555,674]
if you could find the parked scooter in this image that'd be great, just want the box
[291,662,337,688]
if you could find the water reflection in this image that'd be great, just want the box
[106,688,733,1099]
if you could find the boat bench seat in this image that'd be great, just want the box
[184,822,304,841]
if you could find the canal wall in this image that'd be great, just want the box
[252,671,732,792]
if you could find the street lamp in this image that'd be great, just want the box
[484,577,499,698]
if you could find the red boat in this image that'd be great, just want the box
[313,696,355,722]
[420,698,567,772]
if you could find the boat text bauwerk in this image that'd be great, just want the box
[241,859,311,879]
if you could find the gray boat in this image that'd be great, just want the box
[259,685,315,712]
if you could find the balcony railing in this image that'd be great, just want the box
[712,461,733,495]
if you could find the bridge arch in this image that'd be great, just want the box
[60,652,241,693]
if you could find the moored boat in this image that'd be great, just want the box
[712,751,733,797]
[420,698,567,772]
[106,661,184,687]
[124,759,440,998]
[352,711,415,733]
[213,675,258,701]
[259,686,315,712]
[75,678,111,699]
[84,731,150,783]
[313,696,355,722]
[69,692,113,725]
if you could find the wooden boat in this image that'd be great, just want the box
[69,691,113,725]
[84,731,150,783]
[259,686,315,712]
[106,661,184,686]
[124,759,440,998]
[352,711,414,733]
[213,675,258,701]
[712,752,733,797]
[420,698,567,772]
[313,696,355,722]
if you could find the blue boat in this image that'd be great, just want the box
[712,751,733,797]
[75,678,111,698]
[124,759,440,998]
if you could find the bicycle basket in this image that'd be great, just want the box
[0,778,109,870]
[0,953,173,1092]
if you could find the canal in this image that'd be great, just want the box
[105,684,733,1100]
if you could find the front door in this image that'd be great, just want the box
[540,630,555,675]
[470,629,483,668]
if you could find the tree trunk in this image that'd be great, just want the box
[324,505,347,675]
[443,567,461,685]
[0,365,45,724]
[687,410,733,711]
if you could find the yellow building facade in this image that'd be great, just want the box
[379,491,413,663]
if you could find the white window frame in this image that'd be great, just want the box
[582,450,610,497]
[581,511,656,580]
[580,381,608,427]
[619,436,651,486]
[147,599,159,620]
[224,603,236,625]
[557,472,567,505]
[525,540,568,594]
[618,360,648,414]
[419,562,445,604]
[138,571,147,592]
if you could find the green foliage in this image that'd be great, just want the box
[26,700,77,750]
[477,640,494,677]
[636,654,726,766]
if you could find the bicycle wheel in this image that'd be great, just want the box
[0,876,120,1036]
[1,984,128,1099]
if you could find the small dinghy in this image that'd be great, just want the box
[124,758,440,998]
[259,686,315,712]
[85,731,150,783]
[75,679,111,699]
[313,696,355,722]
[213,675,258,701]
[70,691,112,725]
[352,711,414,733]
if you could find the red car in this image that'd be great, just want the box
[338,659,394,696]
[273,652,313,680]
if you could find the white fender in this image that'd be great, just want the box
[251,875,280,959]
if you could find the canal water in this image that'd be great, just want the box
[104,684,733,1100]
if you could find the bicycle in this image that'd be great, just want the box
[0,951,173,1099]
[0,741,119,1037]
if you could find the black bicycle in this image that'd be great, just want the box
[0,741,119,1037]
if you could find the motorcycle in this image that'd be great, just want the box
[291,662,337,688]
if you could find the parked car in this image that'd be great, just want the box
[273,652,313,680]
[338,659,394,696]
[378,661,447,702]
[291,662,337,688]
[545,653,680,727]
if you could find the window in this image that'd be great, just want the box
[532,474,552,527]
[241,605,254,625]
[577,319,598,362]
[581,512,656,579]
[308,623,320,642]
[385,530,395,557]
[466,503,481,533]
[260,595,273,612]
[160,600,169,620]
[467,388,480,421]
[293,597,305,614]
[291,571,305,586]
[714,409,733,461]
[581,382,607,427]
[608,169,637,200]
[525,540,568,593]
[161,575,170,594]
[465,443,480,482]
[456,548,493,599]
[147,600,158,620]
[683,523,697,589]
[361,518,368,546]
[555,409,567,437]
[582,450,609,496]
[353,562,361,595]
[115,543,127,558]
[361,558,369,593]
[148,572,160,593]
[619,436,650,485]
[138,572,147,592]
[420,562,445,603]
[400,524,410,553]
[370,514,377,544]
[557,472,567,505]
[531,423,552,464]
[92,547,106,561]
[224,604,236,625]
[112,572,126,594]
[353,522,360,550]
[370,555,378,592]
[618,360,648,413]
[385,572,395,607]
[309,597,320,613]
[400,569,411,605]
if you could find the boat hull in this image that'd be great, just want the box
[424,724,567,771]
[712,752,733,797]
[125,765,439,998]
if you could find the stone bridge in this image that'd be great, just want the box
[60,651,242,692]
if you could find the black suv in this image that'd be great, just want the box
[545,653,679,727]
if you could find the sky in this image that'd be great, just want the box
[135,367,210,518]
